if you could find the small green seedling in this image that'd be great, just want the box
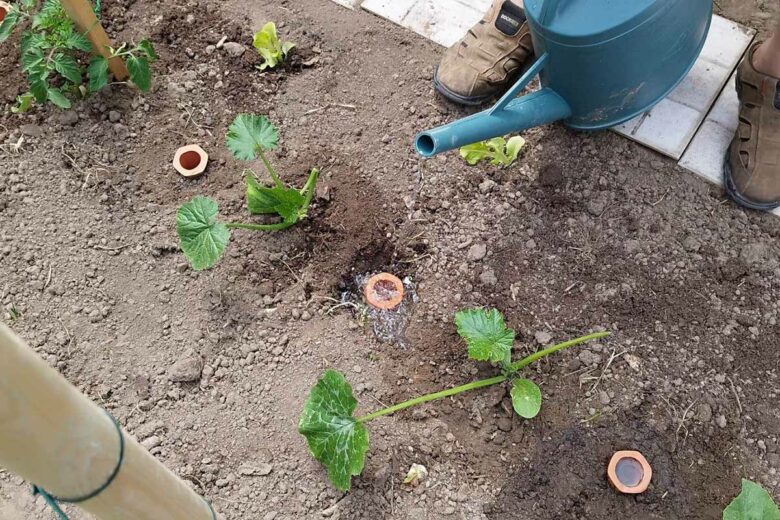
[0,0,156,112]
[253,21,295,70]
[176,114,319,270]
[299,307,609,491]
[459,136,525,166]
[723,479,780,520]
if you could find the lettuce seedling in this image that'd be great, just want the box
[176,114,318,270]
[460,136,525,166]
[723,479,780,520]
[299,307,609,491]
[253,22,295,71]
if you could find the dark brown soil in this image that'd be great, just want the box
[1,0,779,519]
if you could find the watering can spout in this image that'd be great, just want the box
[415,53,571,157]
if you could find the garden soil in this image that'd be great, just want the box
[1,0,780,519]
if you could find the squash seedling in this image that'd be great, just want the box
[176,114,319,270]
[253,21,295,70]
[298,307,609,491]
[723,479,780,520]
[459,135,525,166]
[0,0,156,112]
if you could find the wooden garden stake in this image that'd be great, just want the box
[59,0,129,80]
[0,323,215,520]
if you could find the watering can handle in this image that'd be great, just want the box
[489,53,549,115]
[539,0,563,24]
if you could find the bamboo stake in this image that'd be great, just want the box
[0,323,215,520]
[59,0,129,80]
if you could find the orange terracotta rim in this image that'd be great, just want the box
[607,450,652,494]
[364,273,404,310]
[0,2,9,22]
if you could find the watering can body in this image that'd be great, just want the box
[415,0,713,156]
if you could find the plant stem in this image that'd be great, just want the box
[356,331,610,423]
[357,375,506,423]
[510,331,610,372]
[257,149,284,189]
[299,168,319,208]
[226,221,294,231]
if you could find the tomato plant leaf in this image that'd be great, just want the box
[226,114,279,161]
[723,479,780,520]
[298,370,369,492]
[52,53,82,84]
[455,308,515,364]
[28,71,49,102]
[136,39,158,60]
[47,88,71,109]
[87,56,109,92]
[21,48,45,72]
[176,196,230,271]
[64,31,92,52]
[510,378,542,419]
[0,9,19,43]
[127,55,151,91]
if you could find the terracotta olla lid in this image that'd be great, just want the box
[173,144,209,178]
[608,451,652,494]
[364,273,404,310]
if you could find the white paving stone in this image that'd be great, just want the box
[362,0,417,24]
[331,0,361,9]
[401,0,483,47]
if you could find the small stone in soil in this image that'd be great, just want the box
[467,244,487,262]
[167,349,204,382]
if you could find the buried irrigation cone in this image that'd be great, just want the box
[0,1,11,21]
[364,273,404,310]
[0,323,218,519]
[607,450,653,494]
[173,145,209,178]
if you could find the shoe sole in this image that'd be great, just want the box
[432,66,495,106]
[723,150,780,211]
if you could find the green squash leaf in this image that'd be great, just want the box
[52,53,82,84]
[226,114,279,161]
[245,174,306,223]
[88,56,109,92]
[0,9,19,43]
[298,370,370,492]
[723,479,780,520]
[127,55,151,91]
[455,308,515,364]
[176,196,230,271]
[510,378,542,419]
[47,88,71,109]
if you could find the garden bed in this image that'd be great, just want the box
[1,0,779,518]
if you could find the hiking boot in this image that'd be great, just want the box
[724,42,780,211]
[434,0,534,106]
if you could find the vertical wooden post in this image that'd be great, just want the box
[59,0,129,80]
[0,323,215,520]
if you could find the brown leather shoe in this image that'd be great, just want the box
[724,43,780,211]
[434,0,534,106]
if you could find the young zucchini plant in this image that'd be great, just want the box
[253,21,295,70]
[723,479,780,520]
[299,307,609,491]
[176,114,319,270]
[0,0,156,111]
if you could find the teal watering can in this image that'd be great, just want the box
[414,0,713,157]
